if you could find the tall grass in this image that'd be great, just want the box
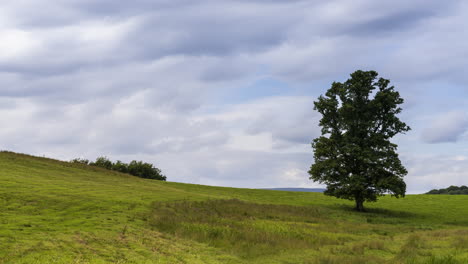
[149,199,340,258]
[148,199,468,263]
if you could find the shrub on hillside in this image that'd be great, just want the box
[90,156,113,170]
[71,156,166,181]
[112,160,129,173]
[70,158,90,165]
[127,160,166,180]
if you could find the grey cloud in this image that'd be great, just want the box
[149,149,315,188]
[246,104,320,145]
[121,4,297,60]
[201,96,321,146]
[0,56,250,108]
[0,97,222,156]
[380,3,468,83]
[71,0,197,16]
[1,2,84,28]
[421,112,468,143]
[199,57,256,82]
[149,132,229,154]
[2,0,465,84]
[344,9,435,36]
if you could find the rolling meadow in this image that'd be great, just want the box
[1,151,467,263]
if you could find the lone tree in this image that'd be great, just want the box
[309,70,410,211]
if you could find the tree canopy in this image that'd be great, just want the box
[309,70,410,211]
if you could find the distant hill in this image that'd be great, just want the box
[263,188,325,193]
[426,185,468,195]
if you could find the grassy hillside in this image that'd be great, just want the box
[1,151,467,264]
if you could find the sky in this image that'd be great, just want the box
[1,0,467,194]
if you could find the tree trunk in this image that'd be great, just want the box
[355,198,365,212]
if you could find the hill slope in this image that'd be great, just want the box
[1,151,467,264]
[263,188,325,192]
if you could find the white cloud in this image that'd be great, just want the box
[421,111,468,143]
[404,154,468,193]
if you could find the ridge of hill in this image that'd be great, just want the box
[263,188,325,192]
[1,151,468,263]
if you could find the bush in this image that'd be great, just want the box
[90,156,113,170]
[71,156,166,181]
[70,158,90,165]
[128,160,166,180]
[112,160,128,173]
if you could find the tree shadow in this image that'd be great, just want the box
[327,203,422,219]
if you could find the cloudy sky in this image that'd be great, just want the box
[1,0,467,193]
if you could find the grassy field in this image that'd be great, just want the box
[1,151,467,263]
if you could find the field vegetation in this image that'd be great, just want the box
[1,151,468,263]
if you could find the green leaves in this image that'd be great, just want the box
[309,70,410,211]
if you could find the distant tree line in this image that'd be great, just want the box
[426,185,468,195]
[71,156,166,181]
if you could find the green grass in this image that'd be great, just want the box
[1,151,468,263]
